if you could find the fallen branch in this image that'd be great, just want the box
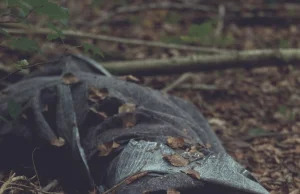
[100,49,300,75]
[2,27,231,54]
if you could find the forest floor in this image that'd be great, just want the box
[0,0,300,194]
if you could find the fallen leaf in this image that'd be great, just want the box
[167,189,180,194]
[118,75,140,83]
[182,169,200,180]
[163,154,189,167]
[62,73,80,84]
[167,136,185,149]
[51,137,65,147]
[88,87,108,102]
[97,141,119,156]
[118,103,136,113]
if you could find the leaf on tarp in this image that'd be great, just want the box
[119,103,137,128]
[167,188,180,194]
[118,103,136,113]
[181,169,200,180]
[97,141,120,156]
[62,73,80,84]
[88,87,108,102]
[118,75,140,83]
[7,99,22,120]
[51,137,65,147]
[163,154,189,167]
[167,136,185,149]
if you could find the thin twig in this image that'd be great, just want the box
[176,84,220,91]
[42,180,59,192]
[1,27,233,54]
[32,147,41,189]
[215,4,226,37]
[161,72,193,93]
[103,171,148,194]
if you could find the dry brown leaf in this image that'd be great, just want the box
[167,136,185,149]
[163,154,189,167]
[167,188,180,194]
[119,103,137,128]
[182,169,200,180]
[118,75,140,83]
[51,137,65,147]
[118,103,136,113]
[97,141,120,156]
[62,73,80,84]
[88,87,108,102]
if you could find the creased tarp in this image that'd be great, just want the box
[0,55,269,194]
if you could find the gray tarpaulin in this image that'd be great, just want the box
[0,55,269,194]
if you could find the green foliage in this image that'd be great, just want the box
[166,12,181,24]
[15,59,29,70]
[47,23,65,40]
[279,39,289,48]
[9,37,40,52]
[83,43,104,58]
[0,28,11,37]
[7,99,22,120]
[278,105,295,121]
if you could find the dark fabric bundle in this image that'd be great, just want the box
[0,55,269,194]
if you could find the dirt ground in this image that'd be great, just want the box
[0,0,300,194]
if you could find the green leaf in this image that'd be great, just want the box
[83,43,104,58]
[188,21,214,38]
[166,12,181,24]
[92,0,104,6]
[9,37,39,53]
[15,59,29,70]
[6,0,21,6]
[278,105,287,116]
[7,99,22,120]
[0,28,10,37]
[47,23,65,40]
[248,128,267,137]
[35,1,69,20]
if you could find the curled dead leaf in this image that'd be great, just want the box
[62,73,80,84]
[97,141,120,156]
[163,153,189,167]
[88,87,108,102]
[182,169,200,180]
[51,137,65,147]
[167,136,185,149]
